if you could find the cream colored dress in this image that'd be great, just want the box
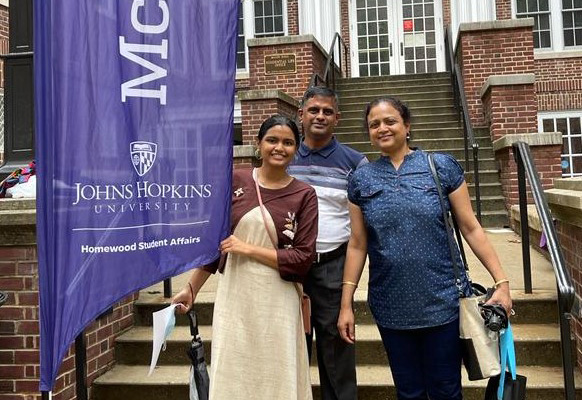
[209,206,312,400]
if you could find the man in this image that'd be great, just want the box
[288,86,367,400]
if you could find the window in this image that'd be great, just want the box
[562,0,582,47]
[514,0,582,51]
[254,0,285,38]
[539,112,582,177]
[237,2,246,69]
[515,0,552,48]
[236,0,287,71]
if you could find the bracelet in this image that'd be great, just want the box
[494,278,509,288]
[187,282,195,306]
[342,280,358,288]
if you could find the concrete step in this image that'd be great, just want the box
[339,97,456,111]
[339,90,455,103]
[465,170,502,184]
[135,290,561,328]
[479,211,510,228]
[468,182,503,197]
[115,323,570,368]
[337,72,450,86]
[336,83,453,98]
[92,364,582,400]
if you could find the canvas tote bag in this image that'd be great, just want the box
[428,153,501,381]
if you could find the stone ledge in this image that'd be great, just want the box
[459,18,534,33]
[247,34,327,56]
[0,0,8,8]
[546,189,582,210]
[237,89,300,108]
[534,50,582,60]
[0,198,35,211]
[554,177,582,191]
[233,145,255,159]
[510,205,542,232]
[480,74,536,99]
[493,132,562,152]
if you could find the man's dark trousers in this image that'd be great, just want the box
[305,246,357,400]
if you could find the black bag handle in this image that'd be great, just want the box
[427,152,466,297]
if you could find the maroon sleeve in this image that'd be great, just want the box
[276,188,318,283]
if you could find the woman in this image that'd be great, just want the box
[337,97,512,400]
[173,115,318,400]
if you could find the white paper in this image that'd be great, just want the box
[148,303,178,376]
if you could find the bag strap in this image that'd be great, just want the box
[253,168,278,249]
[253,169,305,299]
[427,152,464,297]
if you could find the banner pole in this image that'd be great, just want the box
[75,332,88,400]
[41,391,51,400]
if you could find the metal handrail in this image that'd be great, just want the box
[444,27,482,223]
[309,32,349,90]
[512,141,576,399]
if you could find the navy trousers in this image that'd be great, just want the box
[377,319,463,400]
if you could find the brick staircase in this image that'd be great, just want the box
[93,263,582,399]
[334,72,508,228]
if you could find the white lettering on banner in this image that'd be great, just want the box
[80,236,201,253]
[119,0,170,104]
[131,0,169,34]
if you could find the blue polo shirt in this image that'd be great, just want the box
[288,137,368,253]
[348,149,472,329]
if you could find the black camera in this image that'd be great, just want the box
[479,303,508,332]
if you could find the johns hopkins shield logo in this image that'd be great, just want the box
[130,141,157,176]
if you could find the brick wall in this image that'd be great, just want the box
[535,57,582,111]
[287,0,299,36]
[482,84,537,140]
[496,145,562,212]
[496,0,512,20]
[0,242,138,400]
[442,0,450,27]
[458,24,535,127]
[556,222,582,368]
[240,97,299,145]
[340,0,351,77]
[0,5,8,89]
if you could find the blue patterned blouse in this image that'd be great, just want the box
[348,149,472,329]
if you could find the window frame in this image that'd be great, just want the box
[512,0,582,53]
[237,0,288,73]
[538,110,582,178]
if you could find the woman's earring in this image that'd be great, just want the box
[254,148,262,160]
[406,132,411,141]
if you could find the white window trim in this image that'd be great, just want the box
[512,0,582,54]
[237,0,288,74]
[538,110,582,177]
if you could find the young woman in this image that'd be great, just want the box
[173,115,318,400]
[337,97,512,400]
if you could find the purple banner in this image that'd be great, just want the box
[35,0,238,390]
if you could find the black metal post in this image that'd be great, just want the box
[41,392,50,400]
[75,332,88,400]
[559,311,576,399]
[513,144,533,294]
[164,278,172,298]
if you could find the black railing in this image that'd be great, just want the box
[444,27,482,223]
[512,141,576,399]
[308,33,349,90]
